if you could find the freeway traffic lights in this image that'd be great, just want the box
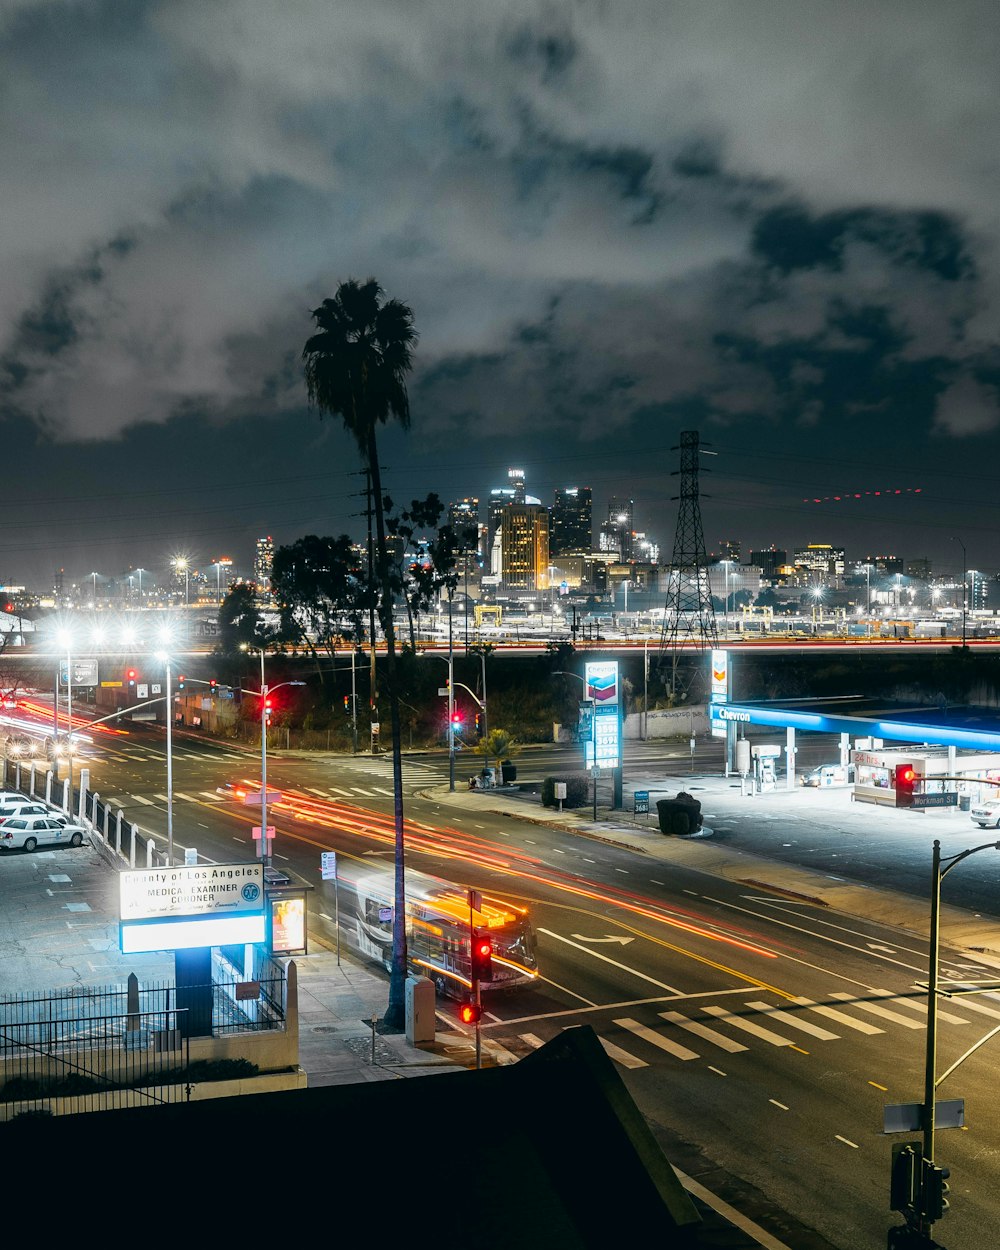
[895,763,918,808]
[126,668,136,689]
[922,1160,950,1221]
[459,1001,481,1025]
[471,927,493,982]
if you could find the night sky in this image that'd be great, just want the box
[3,1,999,591]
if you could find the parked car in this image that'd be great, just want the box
[0,814,86,851]
[0,801,56,824]
[970,799,1000,828]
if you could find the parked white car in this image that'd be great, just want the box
[970,799,1000,828]
[0,814,85,851]
[0,800,55,823]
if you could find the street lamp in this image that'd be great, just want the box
[247,645,304,865]
[55,628,73,788]
[88,571,100,609]
[719,560,735,636]
[915,838,1000,1240]
[172,557,190,607]
[154,646,175,865]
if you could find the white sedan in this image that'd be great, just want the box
[0,814,86,851]
[970,800,1000,829]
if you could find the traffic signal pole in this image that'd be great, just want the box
[469,889,481,1069]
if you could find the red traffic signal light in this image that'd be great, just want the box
[470,927,493,982]
[263,697,273,721]
[459,1001,482,1025]
[895,763,918,808]
[209,679,217,691]
[451,711,463,726]
[177,675,186,691]
[343,695,350,710]
[127,669,136,687]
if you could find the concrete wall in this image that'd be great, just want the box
[623,706,709,740]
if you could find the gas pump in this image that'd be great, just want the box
[751,744,781,793]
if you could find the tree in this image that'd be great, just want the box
[303,277,417,1031]
[270,534,371,687]
[386,492,461,649]
[473,727,520,783]
[217,584,273,657]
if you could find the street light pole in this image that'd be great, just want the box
[259,648,268,867]
[952,537,967,647]
[164,657,174,864]
[918,837,1000,1238]
[448,594,455,792]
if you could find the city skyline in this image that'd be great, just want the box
[2,5,999,582]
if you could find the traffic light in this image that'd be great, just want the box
[890,1143,919,1212]
[126,668,136,689]
[343,694,350,711]
[922,1160,950,1221]
[177,675,186,691]
[459,1001,482,1025]
[451,710,463,729]
[474,713,483,739]
[263,697,273,723]
[895,763,918,808]
[470,927,493,982]
[209,678,217,692]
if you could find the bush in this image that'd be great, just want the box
[656,793,703,836]
[541,773,590,809]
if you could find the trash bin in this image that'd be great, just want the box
[959,795,971,811]
[501,759,516,784]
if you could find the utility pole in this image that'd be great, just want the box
[363,468,378,753]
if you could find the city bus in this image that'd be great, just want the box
[345,863,539,1000]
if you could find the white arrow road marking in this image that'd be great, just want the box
[571,934,635,945]
[866,943,899,954]
[538,928,680,993]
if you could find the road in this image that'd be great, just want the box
[28,722,1000,1250]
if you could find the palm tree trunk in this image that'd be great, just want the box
[367,430,408,1031]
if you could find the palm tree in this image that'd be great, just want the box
[303,277,417,1031]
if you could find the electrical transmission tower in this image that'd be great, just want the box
[659,430,718,698]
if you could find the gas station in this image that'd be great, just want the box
[708,648,1000,808]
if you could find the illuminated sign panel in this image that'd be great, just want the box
[585,705,621,769]
[120,863,264,921]
[584,660,618,706]
[119,863,266,955]
[710,649,729,703]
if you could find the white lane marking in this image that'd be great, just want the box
[769,1099,789,1111]
[537,928,682,994]
[708,1066,728,1077]
[153,794,169,802]
[650,878,665,884]
[372,788,394,797]
[615,1018,699,1062]
[305,787,327,796]
[130,795,154,806]
[327,787,352,797]
[473,823,486,829]
[614,868,629,874]
[673,1168,796,1250]
[744,1001,839,1041]
[173,792,197,802]
[829,992,924,1029]
[872,990,970,1026]
[941,995,1000,1022]
[836,1135,859,1149]
[351,788,377,797]
[701,1006,794,1047]
[659,1011,748,1053]
[520,1034,545,1049]
[595,1035,647,1070]
[790,996,883,1035]
[199,791,224,801]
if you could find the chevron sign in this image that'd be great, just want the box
[585,660,618,705]
[711,648,729,702]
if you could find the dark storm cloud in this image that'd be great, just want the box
[1,0,1000,579]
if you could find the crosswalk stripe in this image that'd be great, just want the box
[327,787,352,797]
[372,787,394,796]
[199,791,223,801]
[153,794,168,802]
[744,1001,839,1041]
[659,1010,748,1053]
[701,1005,794,1047]
[173,792,197,802]
[305,787,328,796]
[615,1017,699,1061]
[790,996,884,1035]
[940,995,1000,1022]
[122,754,147,762]
[352,788,377,797]
[594,1035,647,1070]
[130,795,154,806]
[872,990,970,1026]
[829,992,924,1029]
[520,1033,545,1050]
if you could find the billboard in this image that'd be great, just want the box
[710,649,729,703]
